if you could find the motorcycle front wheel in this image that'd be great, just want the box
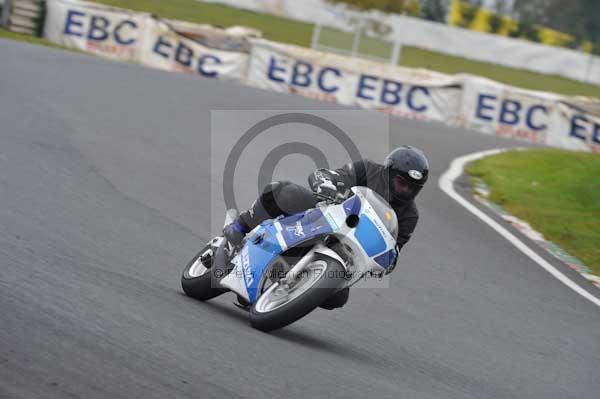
[181,244,228,301]
[249,257,346,332]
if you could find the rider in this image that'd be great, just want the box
[223,145,429,309]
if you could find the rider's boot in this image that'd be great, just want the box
[223,217,250,248]
[194,219,246,271]
[201,217,249,284]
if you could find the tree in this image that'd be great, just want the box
[510,0,547,41]
[513,0,600,51]
[580,0,600,44]
[487,0,510,34]
[456,0,482,29]
[421,0,449,22]
[512,0,550,22]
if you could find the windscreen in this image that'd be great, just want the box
[354,187,398,240]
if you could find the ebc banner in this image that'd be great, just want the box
[246,40,462,124]
[461,77,598,152]
[139,19,248,82]
[45,0,146,61]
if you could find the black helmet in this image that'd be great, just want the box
[384,146,429,203]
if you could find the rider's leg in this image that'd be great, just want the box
[224,181,317,246]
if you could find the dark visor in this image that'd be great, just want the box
[390,175,422,202]
[392,176,417,195]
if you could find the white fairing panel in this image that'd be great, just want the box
[220,259,250,301]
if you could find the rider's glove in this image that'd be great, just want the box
[309,169,348,201]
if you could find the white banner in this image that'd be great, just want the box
[44,0,148,62]
[460,76,599,152]
[551,102,600,153]
[44,0,248,82]
[246,39,462,123]
[139,19,248,81]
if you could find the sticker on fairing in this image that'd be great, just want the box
[279,209,333,247]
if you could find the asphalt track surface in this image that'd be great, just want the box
[1,40,599,399]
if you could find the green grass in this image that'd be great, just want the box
[2,0,599,98]
[467,149,600,275]
[0,27,72,50]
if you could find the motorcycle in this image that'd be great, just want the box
[181,186,399,332]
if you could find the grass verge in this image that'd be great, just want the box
[0,27,71,49]
[466,149,600,276]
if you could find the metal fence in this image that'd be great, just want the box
[310,22,402,66]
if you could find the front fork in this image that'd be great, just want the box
[281,243,348,286]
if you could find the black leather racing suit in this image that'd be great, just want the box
[238,159,419,251]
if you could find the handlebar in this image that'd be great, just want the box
[313,191,347,204]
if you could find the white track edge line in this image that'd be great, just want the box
[439,148,600,308]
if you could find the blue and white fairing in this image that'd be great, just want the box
[220,187,399,303]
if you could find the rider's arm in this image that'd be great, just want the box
[396,201,419,251]
[396,213,418,251]
[334,160,369,187]
[387,209,418,274]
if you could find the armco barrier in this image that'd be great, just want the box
[43,0,600,153]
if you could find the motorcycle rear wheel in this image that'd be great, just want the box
[181,244,228,301]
